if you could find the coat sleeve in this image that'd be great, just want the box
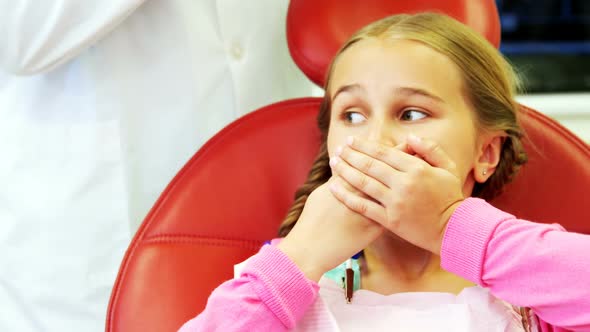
[441,197,590,331]
[0,0,146,74]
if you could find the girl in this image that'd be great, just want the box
[180,13,590,331]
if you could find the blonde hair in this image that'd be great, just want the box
[279,12,527,237]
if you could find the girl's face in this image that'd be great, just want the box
[327,38,501,195]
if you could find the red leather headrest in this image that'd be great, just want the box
[287,0,501,86]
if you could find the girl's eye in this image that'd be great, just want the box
[400,109,428,121]
[344,112,367,124]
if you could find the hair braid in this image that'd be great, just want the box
[278,143,331,237]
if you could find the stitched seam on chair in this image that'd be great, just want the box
[143,234,262,249]
[107,236,261,329]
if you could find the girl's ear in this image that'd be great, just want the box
[474,134,504,183]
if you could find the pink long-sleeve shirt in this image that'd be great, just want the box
[180,198,590,331]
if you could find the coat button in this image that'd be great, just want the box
[230,42,244,60]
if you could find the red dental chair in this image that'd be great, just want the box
[106,1,590,331]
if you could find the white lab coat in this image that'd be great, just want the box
[0,1,318,331]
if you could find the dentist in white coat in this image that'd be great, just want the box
[0,1,316,331]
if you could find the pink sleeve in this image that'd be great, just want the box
[178,244,319,332]
[440,198,590,331]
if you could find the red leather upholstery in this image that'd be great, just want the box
[491,105,590,234]
[287,0,500,86]
[107,1,590,331]
[106,99,322,332]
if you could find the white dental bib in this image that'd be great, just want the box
[293,277,528,331]
[235,259,531,331]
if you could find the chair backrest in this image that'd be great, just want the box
[106,1,590,331]
[287,0,500,86]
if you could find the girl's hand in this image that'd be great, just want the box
[329,135,465,254]
[278,177,383,282]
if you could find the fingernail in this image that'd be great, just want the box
[346,136,354,146]
[335,146,343,156]
[329,156,339,167]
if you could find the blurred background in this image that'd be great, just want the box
[495,0,589,140]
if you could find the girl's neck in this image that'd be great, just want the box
[359,233,474,295]
[362,233,440,282]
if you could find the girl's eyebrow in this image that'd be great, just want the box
[332,84,446,105]
[332,84,363,102]
[394,87,446,105]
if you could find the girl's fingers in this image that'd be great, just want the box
[406,135,458,173]
[328,177,386,224]
[335,144,401,189]
[345,136,427,172]
[330,155,390,204]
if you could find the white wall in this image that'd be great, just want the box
[517,93,590,142]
